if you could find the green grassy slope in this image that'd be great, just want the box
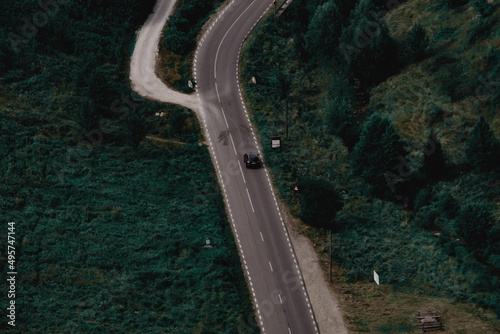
[0,1,257,332]
[241,0,500,332]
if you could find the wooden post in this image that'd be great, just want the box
[329,230,333,282]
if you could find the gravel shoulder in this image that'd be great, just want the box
[277,198,348,334]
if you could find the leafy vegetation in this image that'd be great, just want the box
[160,0,225,92]
[241,0,500,329]
[0,1,256,332]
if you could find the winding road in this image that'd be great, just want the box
[193,1,319,333]
[130,0,347,333]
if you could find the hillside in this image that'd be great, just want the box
[0,1,256,332]
[241,0,500,332]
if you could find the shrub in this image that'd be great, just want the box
[297,177,343,229]
[325,97,359,149]
[468,16,496,44]
[414,187,432,210]
[472,0,495,17]
[436,191,459,219]
[455,201,493,248]
[465,116,500,171]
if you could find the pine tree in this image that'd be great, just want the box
[305,0,344,59]
[338,1,398,88]
[352,113,407,197]
[325,97,359,149]
[465,116,500,171]
[407,23,430,62]
[421,132,447,181]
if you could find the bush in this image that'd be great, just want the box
[436,191,459,219]
[414,188,432,210]
[437,0,469,10]
[465,116,500,171]
[472,0,495,17]
[468,16,496,44]
[455,201,493,248]
[297,177,343,229]
[325,97,359,148]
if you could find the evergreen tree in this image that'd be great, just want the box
[325,97,359,149]
[269,69,292,138]
[456,201,493,248]
[352,113,407,197]
[438,0,469,10]
[305,0,344,59]
[338,0,398,88]
[126,114,148,149]
[465,116,500,171]
[421,132,447,181]
[407,23,430,62]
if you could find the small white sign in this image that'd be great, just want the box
[374,270,379,286]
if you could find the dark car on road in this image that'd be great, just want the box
[243,153,262,169]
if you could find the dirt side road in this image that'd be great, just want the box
[130,0,199,112]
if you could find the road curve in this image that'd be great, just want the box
[194,1,319,333]
[130,0,199,111]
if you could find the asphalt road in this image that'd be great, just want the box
[194,1,320,333]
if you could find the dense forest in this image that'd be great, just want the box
[241,0,499,331]
[0,0,257,333]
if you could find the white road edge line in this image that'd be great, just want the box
[214,0,257,82]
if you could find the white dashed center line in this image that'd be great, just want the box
[260,231,264,242]
[229,132,238,155]
[238,160,246,184]
[246,187,255,212]
[269,261,273,272]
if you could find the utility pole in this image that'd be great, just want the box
[274,0,277,21]
[285,97,288,140]
[329,230,333,282]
